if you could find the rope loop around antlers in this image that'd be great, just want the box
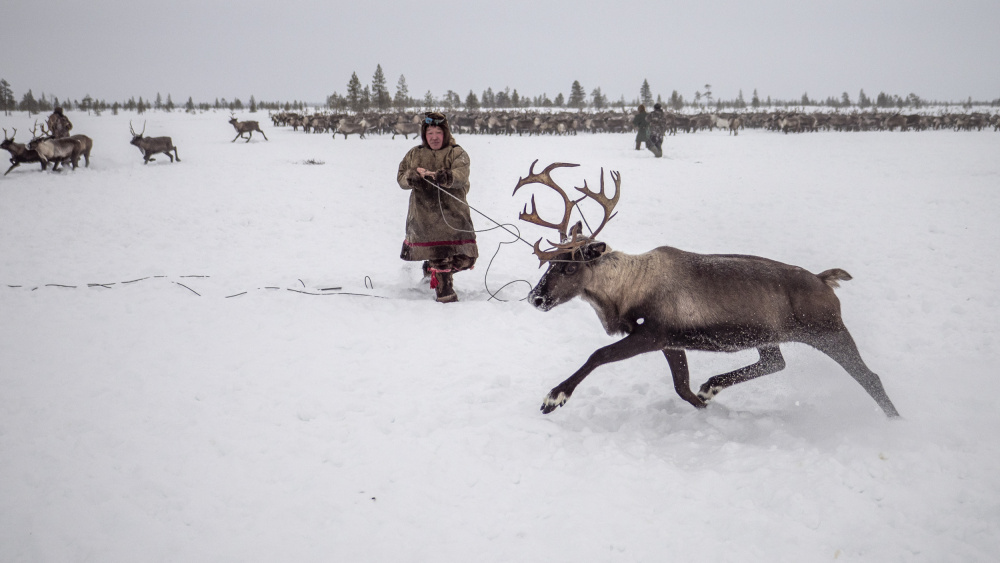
[512,160,621,266]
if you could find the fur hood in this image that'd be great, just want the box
[420,111,457,149]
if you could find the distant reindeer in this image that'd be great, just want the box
[513,161,899,418]
[67,135,93,166]
[28,123,83,171]
[38,123,93,167]
[391,119,421,139]
[334,117,368,139]
[229,115,268,142]
[130,121,180,164]
[2,128,43,175]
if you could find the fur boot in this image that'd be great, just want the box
[435,271,458,303]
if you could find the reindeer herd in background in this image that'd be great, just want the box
[270,107,1000,138]
[2,107,997,176]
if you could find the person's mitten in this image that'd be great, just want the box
[406,169,425,189]
[433,169,454,188]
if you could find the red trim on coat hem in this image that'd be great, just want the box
[404,239,476,247]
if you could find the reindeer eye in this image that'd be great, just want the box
[564,263,579,275]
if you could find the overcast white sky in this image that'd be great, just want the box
[5,0,999,105]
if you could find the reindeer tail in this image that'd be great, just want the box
[817,268,853,289]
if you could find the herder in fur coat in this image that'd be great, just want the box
[397,111,478,303]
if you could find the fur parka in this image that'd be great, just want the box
[396,115,478,262]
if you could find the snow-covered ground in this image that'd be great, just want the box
[1,110,998,562]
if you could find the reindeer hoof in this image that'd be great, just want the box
[697,384,721,403]
[541,391,569,414]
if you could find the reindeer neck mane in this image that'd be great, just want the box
[581,249,649,335]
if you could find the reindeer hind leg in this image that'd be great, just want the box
[807,329,900,417]
[173,147,180,162]
[697,344,786,402]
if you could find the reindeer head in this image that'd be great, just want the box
[129,121,146,146]
[512,160,620,310]
[1,128,15,150]
[26,121,51,150]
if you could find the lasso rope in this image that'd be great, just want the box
[5,175,593,302]
[4,275,387,299]
[424,176,536,302]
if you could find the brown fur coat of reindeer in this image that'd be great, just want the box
[513,161,899,418]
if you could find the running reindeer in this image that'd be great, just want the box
[2,128,43,175]
[229,115,268,142]
[36,122,93,168]
[27,122,83,171]
[513,161,899,418]
[130,121,180,164]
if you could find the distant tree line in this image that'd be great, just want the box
[0,77,312,118]
[325,67,1000,114]
[2,72,998,119]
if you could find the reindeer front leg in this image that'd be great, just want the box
[542,332,663,413]
[662,348,707,408]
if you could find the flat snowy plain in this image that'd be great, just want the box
[1,110,998,562]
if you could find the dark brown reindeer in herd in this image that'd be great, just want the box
[130,121,180,164]
[2,128,43,175]
[513,161,899,418]
[229,115,268,142]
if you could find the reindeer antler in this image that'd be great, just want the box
[2,127,13,141]
[513,160,622,266]
[576,168,620,239]
[512,160,582,240]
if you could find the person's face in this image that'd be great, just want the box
[425,126,444,150]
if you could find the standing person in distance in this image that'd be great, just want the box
[647,103,666,158]
[397,112,478,303]
[632,104,650,150]
[46,107,73,138]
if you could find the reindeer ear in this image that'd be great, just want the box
[583,241,607,261]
